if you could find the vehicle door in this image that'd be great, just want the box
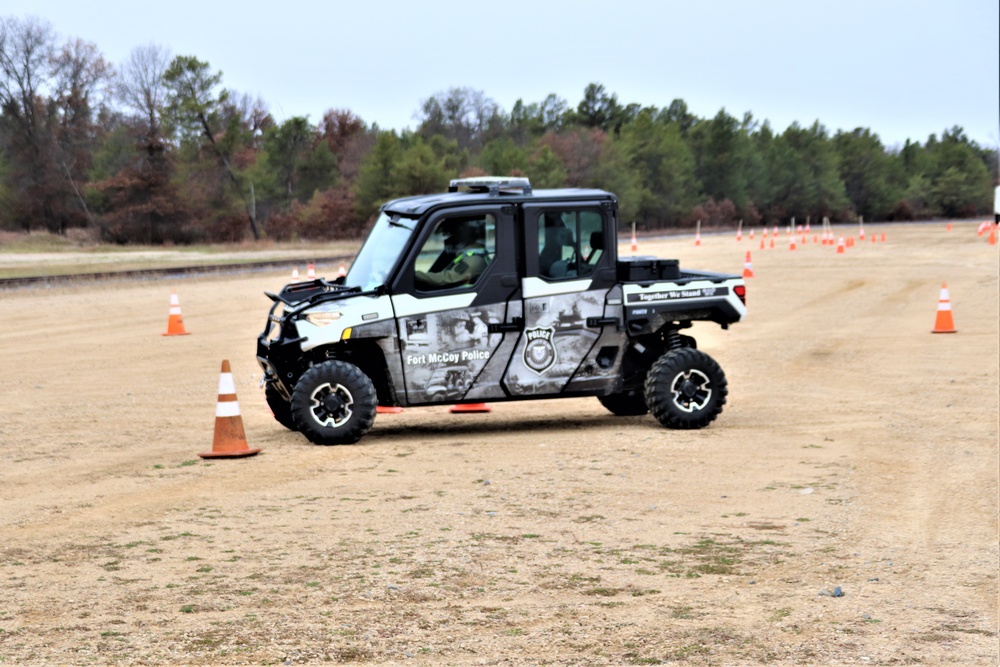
[501,202,623,396]
[389,206,520,405]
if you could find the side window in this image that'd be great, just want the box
[413,214,496,291]
[538,210,605,280]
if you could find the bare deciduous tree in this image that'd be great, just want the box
[116,43,171,140]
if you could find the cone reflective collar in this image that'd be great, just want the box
[199,360,262,458]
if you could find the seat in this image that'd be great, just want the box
[585,230,604,264]
[540,226,575,278]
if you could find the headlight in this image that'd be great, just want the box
[304,311,343,327]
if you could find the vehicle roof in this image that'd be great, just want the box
[382,187,617,217]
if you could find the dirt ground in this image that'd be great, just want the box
[0,223,997,666]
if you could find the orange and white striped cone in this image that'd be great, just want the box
[630,231,638,253]
[946,223,952,232]
[200,360,261,458]
[162,292,190,336]
[836,237,846,254]
[931,283,957,333]
[742,251,754,278]
[291,266,301,282]
[759,236,765,250]
[338,262,347,278]
[749,228,755,241]
[847,236,855,248]
[769,235,775,249]
[881,232,886,242]
[788,235,797,251]
[450,403,491,414]
[307,263,317,280]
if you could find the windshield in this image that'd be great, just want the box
[345,212,415,291]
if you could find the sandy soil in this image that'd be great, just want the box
[0,223,997,666]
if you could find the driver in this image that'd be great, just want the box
[415,218,489,289]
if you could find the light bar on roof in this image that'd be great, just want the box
[448,176,532,195]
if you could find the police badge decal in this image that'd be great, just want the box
[523,326,556,374]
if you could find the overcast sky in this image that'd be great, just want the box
[5,0,999,150]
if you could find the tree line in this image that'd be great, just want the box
[1,15,996,244]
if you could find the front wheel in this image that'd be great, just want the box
[265,383,297,431]
[644,348,727,429]
[291,360,377,445]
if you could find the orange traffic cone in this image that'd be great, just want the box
[162,292,190,336]
[377,405,404,414]
[307,263,317,280]
[931,283,957,333]
[769,235,775,249]
[836,237,846,254]
[881,232,886,242]
[338,262,347,278]
[788,236,797,251]
[200,360,261,458]
[946,223,952,232]
[988,226,996,246]
[630,230,638,253]
[291,266,301,282]
[450,403,491,414]
[742,251,754,278]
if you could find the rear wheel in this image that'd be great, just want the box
[291,360,377,445]
[644,348,727,429]
[597,390,649,416]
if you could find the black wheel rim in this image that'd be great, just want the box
[669,369,712,413]
[308,382,354,428]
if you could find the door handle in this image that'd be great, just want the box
[488,317,523,333]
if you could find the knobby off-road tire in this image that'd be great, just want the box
[265,383,298,431]
[644,348,727,429]
[597,390,649,416]
[291,360,377,445]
